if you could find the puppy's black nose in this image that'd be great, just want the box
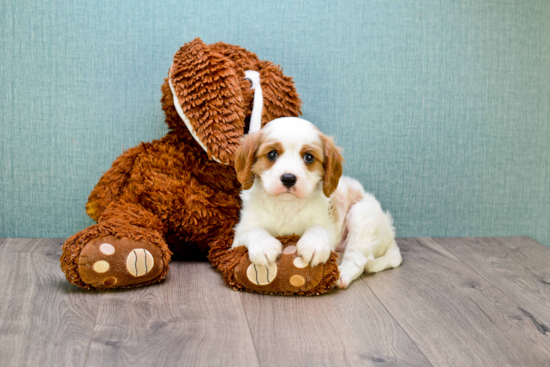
[280,174,297,188]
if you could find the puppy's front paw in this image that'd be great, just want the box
[248,236,283,267]
[336,261,364,289]
[297,230,331,267]
[335,278,348,289]
[335,270,352,289]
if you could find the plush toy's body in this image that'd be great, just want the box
[61,39,339,294]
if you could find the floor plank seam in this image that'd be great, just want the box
[82,292,104,367]
[492,237,550,279]
[237,292,264,367]
[432,238,550,325]
[427,238,550,358]
[448,237,548,280]
[359,275,435,367]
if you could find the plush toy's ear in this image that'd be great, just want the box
[169,38,246,165]
[235,131,262,190]
[320,134,344,197]
[259,61,302,126]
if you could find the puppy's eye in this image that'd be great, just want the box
[303,153,314,163]
[267,150,278,161]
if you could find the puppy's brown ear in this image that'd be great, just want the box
[235,131,262,190]
[320,134,344,197]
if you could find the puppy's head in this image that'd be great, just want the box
[235,117,344,199]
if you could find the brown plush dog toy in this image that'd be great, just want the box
[60,38,339,294]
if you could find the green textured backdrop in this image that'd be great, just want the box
[1,0,549,246]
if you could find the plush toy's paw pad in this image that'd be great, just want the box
[78,236,165,289]
[234,236,327,294]
[283,245,297,255]
[246,263,278,285]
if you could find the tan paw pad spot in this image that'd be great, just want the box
[99,243,115,255]
[293,257,309,268]
[290,275,305,287]
[93,260,110,273]
[103,277,117,286]
[246,263,278,285]
[126,249,154,277]
[283,245,297,255]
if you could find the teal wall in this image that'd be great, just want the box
[1,1,549,246]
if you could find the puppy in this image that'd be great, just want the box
[232,117,402,288]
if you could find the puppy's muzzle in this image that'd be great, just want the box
[280,174,297,188]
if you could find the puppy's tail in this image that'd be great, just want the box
[364,241,402,274]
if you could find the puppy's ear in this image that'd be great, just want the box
[235,131,262,190]
[320,134,344,197]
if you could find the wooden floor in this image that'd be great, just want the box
[1,237,550,366]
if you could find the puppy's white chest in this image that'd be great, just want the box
[244,191,333,238]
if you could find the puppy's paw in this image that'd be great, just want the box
[248,236,283,267]
[336,261,364,289]
[297,229,331,267]
[335,278,348,289]
[335,269,352,289]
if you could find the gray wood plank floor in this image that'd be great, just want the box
[0,237,549,367]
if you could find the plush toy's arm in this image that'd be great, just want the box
[86,144,146,222]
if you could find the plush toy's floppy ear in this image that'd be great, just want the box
[169,38,246,165]
[259,61,302,126]
[320,134,344,197]
[235,131,262,190]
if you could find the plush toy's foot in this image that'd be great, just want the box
[216,235,339,296]
[77,235,166,288]
[61,224,171,290]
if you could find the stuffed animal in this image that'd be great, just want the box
[60,38,339,294]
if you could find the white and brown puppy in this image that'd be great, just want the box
[232,117,402,288]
